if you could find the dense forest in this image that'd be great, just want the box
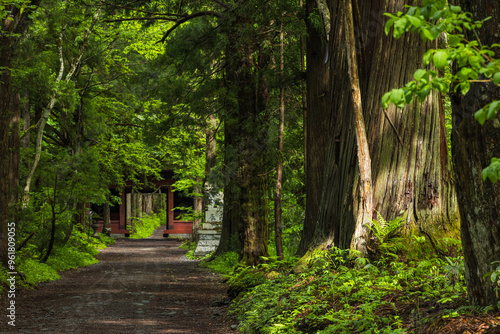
[1,0,499,332]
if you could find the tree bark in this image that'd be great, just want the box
[0,33,14,267]
[0,0,42,267]
[296,0,332,256]
[451,0,500,306]
[9,93,21,210]
[192,180,203,241]
[215,13,270,265]
[344,0,373,255]
[304,0,458,255]
[274,24,285,261]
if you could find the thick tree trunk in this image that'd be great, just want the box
[297,0,332,256]
[451,1,500,306]
[215,15,270,265]
[0,34,14,267]
[0,0,42,266]
[306,0,458,254]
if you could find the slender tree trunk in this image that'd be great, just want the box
[42,176,58,263]
[451,1,500,306]
[22,92,31,148]
[344,0,373,255]
[9,93,21,210]
[23,5,101,202]
[303,0,458,256]
[192,180,203,241]
[274,25,285,261]
[296,0,332,256]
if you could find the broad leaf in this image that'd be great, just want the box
[433,51,448,69]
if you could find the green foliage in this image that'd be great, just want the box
[46,246,98,272]
[18,259,60,286]
[130,212,165,239]
[226,247,470,333]
[179,240,199,260]
[368,215,405,257]
[0,266,10,295]
[382,1,500,182]
[484,261,500,300]
[201,252,240,276]
[482,158,500,183]
[5,227,114,288]
[0,0,32,22]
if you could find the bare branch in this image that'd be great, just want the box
[104,16,180,23]
[157,11,222,44]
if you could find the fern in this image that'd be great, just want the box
[369,214,405,256]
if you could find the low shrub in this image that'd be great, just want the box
[130,212,165,239]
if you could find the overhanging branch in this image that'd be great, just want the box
[157,11,223,44]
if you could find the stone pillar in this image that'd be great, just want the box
[194,190,223,257]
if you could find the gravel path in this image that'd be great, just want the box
[0,227,235,333]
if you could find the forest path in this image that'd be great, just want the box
[1,227,234,333]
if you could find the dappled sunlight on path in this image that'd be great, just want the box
[0,227,233,333]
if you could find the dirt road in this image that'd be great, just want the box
[0,227,234,333]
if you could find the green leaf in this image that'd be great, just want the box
[432,79,449,93]
[416,85,431,101]
[393,17,409,38]
[460,81,470,94]
[449,5,461,13]
[468,55,482,68]
[433,51,448,69]
[406,15,422,28]
[481,158,500,183]
[493,72,500,85]
[431,10,444,20]
[448,35,462,47]
[381,92,391,109]
[390,89,404,105]
[385,17,397,35]
[414,69,427,82]
[407,6,417,16]
[420,28,435,41]
[423,50,434,65]
[474,107,487,125]
[487,101,500,120]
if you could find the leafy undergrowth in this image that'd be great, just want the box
[210,246,500,333]
[179,241,240,275]
[179,241,199,259]
[3,231,115,290]
[129,212,165,239]
[201,251,240,276]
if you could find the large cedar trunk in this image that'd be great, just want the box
[0,35,13,267]
[307,0,458,252]
[216,17,270,265]
[297,0,332,256]
[0,2,40,266]
[451,1,500,306]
